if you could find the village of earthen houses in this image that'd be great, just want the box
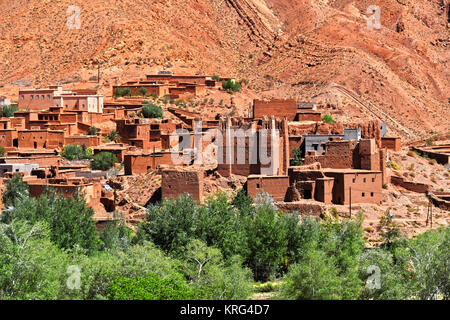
[0,0,448,303]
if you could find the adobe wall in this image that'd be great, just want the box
[275,202,324,216]
[390,176,430,193]
[296,111,322,122]
[18,130,48,148]
[18,90,54,111]
[324,171,383,205]
[162,169,204,201]
[246,175,289,201]
[2,156,61,167]
[381,137,402,152]
[0,130,18,148]
[304,140,359,169]
[64,136,101,147]
[315,178,334,204]
[253,99,298,121]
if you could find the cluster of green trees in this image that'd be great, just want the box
[114,87,132,98]
[1,105,18,118]
[140,102,163,119]
[222,79,241,94]
[61,144,94,161]
[0,176,448,300]
[90,152,118,171]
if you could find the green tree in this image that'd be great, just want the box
[141,103,163,119]
[322,114,336,124]
[87,126,98,136]
[138,87,148,97]
[61,144,85,160]
[0,219,70,300]
[181,239,253,300]
[290,147,303,166]
[91,152,118,171]
[108,274,194,300]
[245,205,288,281]
[1,174,29,208]
[107,130,121,143]
[222,79,241,93]
[1,105,18,117]
[138,194,204,256]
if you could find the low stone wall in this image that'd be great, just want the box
[275,201,324,216]
[429,193,450,211]
[390,175,430,193]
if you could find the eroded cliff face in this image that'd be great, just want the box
[0,0,448,138]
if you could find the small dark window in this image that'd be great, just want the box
[372,178,375,182]
[363,178,366,183]
[352,178,356,183]
[256,183,260,189]
[362,192,365,197]
[371,192,374,197]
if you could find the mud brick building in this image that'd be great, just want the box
[217,116,290,177]
[25,177,105,214]
[246,175,290,201]
[381,137,402,152]
[323,169,383,205]
[19,86,104,114]
[161,169,204,201]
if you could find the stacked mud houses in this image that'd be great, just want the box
[4,72,444,226]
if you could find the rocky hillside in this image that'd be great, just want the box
[0,0,449,139]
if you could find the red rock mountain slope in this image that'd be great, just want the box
[0,0,448,139]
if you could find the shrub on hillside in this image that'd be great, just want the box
[141,103,163,119]
[91,152,118,171]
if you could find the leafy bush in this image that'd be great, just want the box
[0,146,5,157]
[114,87,131,98]
[290,147,303,166]
[61,144,91,160]
[91,152,118,171]
[87,126,98,136]
[222,79,241,93]
[108,274,194,300]
[1,105,18,117]
[107,130,121,143]
[322,114,336,124]
[138,87,148,97]
[141,103,163,119]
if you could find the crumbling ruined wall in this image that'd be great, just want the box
[303,140,359,169]
[162,169,204,201]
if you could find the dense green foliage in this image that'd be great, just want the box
[322,114,336,124]
[0,176,448,300]
[87,126,98,136]
[138,87,148,97]
[1,105,18,117]
[107,130,121,143]
[290,147,303,166]
[61,144,93,160]
[114,87,131,98]
[141,102,163,119]
[222,79,241,93]
[0,146,5,157]
[108,275,194,300]
[90,152,117,171]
